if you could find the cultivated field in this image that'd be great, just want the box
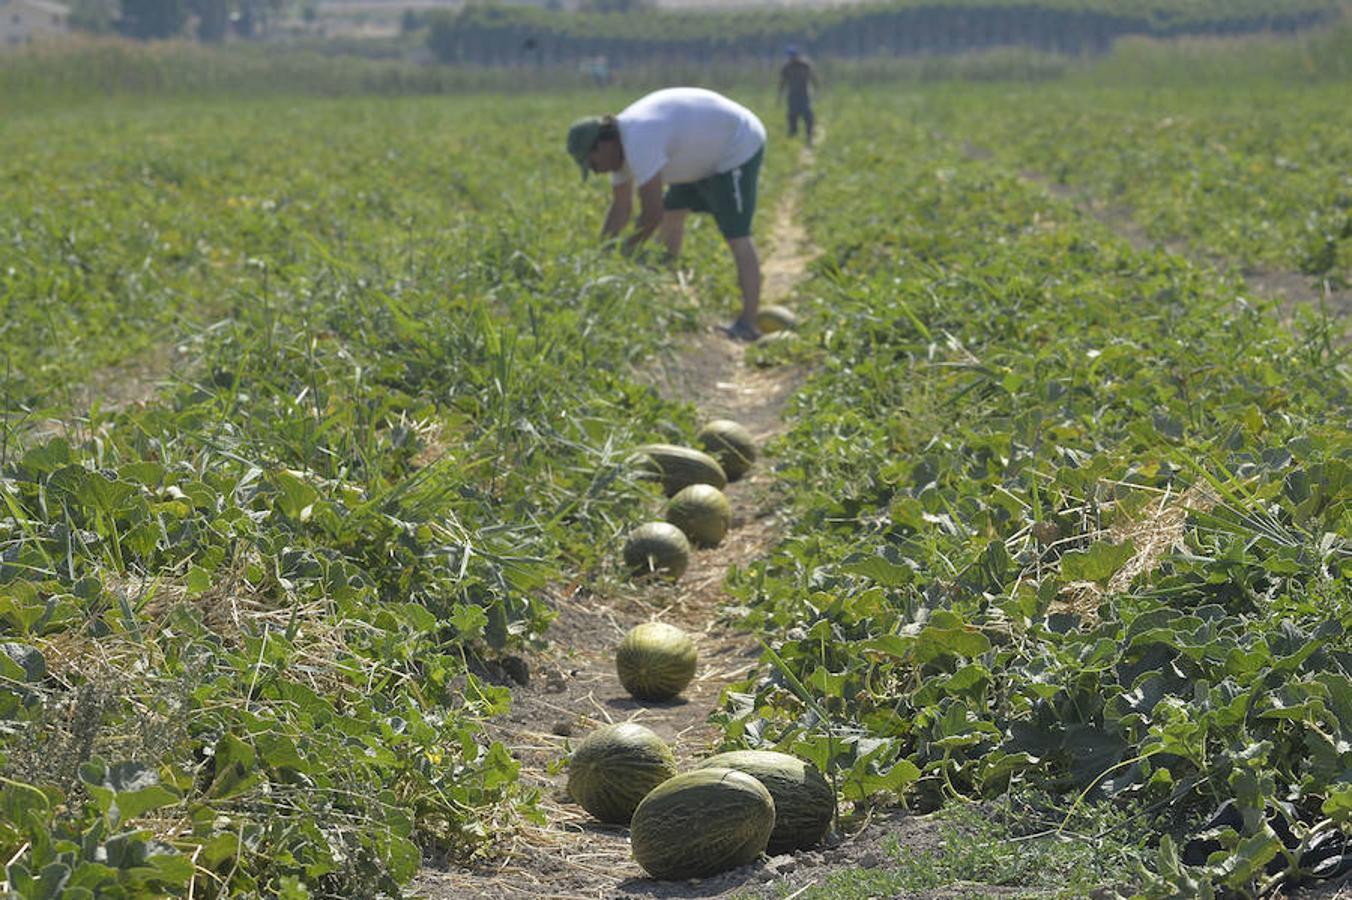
[1,20,1350,899]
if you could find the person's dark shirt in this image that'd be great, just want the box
[780,58,815,105]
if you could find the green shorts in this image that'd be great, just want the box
[663,146,764,240]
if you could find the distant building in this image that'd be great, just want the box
[0,0,71,47]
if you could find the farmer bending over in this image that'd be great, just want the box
[566,87,767,342]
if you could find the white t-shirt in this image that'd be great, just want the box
[610,88,766,188]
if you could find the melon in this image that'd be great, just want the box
[696,419,756,482]
[567,722,678,825]
[616,622,697,701]
[633,444,727,496]
[623,522,691,581]
[630,767,775,880]
[665,483,732,547]
[697,750,834,853]
[755,305,798,334]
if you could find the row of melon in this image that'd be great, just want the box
[613,417,755,703]
[621,304,798,577]
[569,722,833,880]
[622,417,756,579]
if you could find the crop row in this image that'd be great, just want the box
[914,78,1352,285]
[722,88,1352,894]
[0,93,784,895]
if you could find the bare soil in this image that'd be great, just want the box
[20,340,189,447]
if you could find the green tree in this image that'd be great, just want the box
[68,0,117,33]
[193,0,229,42]
[578,0,649,12]
[118,0,187,38]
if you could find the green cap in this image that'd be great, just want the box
[566,116,605,180]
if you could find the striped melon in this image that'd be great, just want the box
[633,444,727,496]
[630,767,775,880]
[665,483,732,547]
[567,722,678,825]
[616,622,697,701]
[696,419,756,482]
[755,305,798,334]
[698,750,834,853]
[623,522,691,581]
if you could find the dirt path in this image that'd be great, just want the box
[411,142,848,898]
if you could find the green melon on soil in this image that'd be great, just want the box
[623,522,691,581]
[696,419,756,482]
[567,722,678,825]
[665,483,732,547]
[630,767,775,880]
[756,305,798,334]
[616,622,697,701]
[697,750,834,853]
[633,443,727,496]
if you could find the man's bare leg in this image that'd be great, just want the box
[727,236,761,334]
[660,209,688,259]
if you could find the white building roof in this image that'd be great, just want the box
[15,0,71,14]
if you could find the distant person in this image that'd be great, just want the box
[566,87,768,341]
[590,55,611,87]
[778,45,819,145]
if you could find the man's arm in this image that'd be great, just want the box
[623,175,664,256]
[601,181,632,242]
[777,65,787,101]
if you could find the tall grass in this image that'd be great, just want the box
[1084,14,1352,86]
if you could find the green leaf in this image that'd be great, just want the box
[943,664,989,694]
[1213,824,1284,888]
[186,566,212,596]
[198,831,242,869]
[257,734,307,773]
[806,666,847,698]
[449,604,488,640]
[1322,785,1352,823]
[1,778,52,833]
[78,761,179,825]
[914,625,991,663]
[862,634,914,659]
[208,734,262,800]
[1061,540,1135,586]
[841,556,913,587]
[74,472,137,513]
[273,471,318,523]
[398,602,438,634]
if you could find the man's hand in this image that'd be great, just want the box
[601,181,632,242]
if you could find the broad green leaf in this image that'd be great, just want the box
[841,556,913,587]
[78,761,179,825]
[1061,540,1135,586]
[1,779,51,833]
[186,566,212,596]
[1323,786,1352,823]
[75,472,137,513]
[449,604,489,640]
[208,734,261,800]
[915,625,991,662]
[273,471,318,522]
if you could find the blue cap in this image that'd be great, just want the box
[785,44,798,56]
